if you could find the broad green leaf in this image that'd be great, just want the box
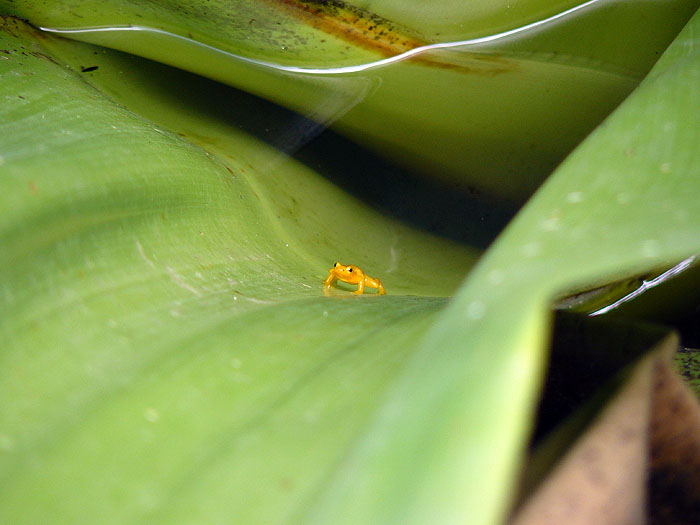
[5,0,698,202]
[301,6,700,524]
[0,16,475,523]
[1,2,700,525]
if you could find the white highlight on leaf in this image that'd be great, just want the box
[566,191,584,203]
[40,0,604,74]
[466,300,486,320]
[144,408,160,423]
[642,239,660,258]
[166,266,201,296]
[487,269,504,285]
[522,242,540,258]
[590,256,696,316]
[540,216,560,231]
[616,192,631,204]
[135,239,156,268]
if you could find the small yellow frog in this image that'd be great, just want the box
[324,262,386,295]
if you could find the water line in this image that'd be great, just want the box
[40,0,604,75]
[589,256,697,316]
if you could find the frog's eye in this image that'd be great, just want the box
[334,262,338,267]
[348,268,353,272]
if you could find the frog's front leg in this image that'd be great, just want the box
[353,271,366,294]
[323,270,336,289]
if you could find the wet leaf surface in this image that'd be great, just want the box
[1,2,700,524]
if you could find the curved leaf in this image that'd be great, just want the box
[1,2,700,525]
[0,16,474,523]
[303,7,700,524]
[5,0,697,202]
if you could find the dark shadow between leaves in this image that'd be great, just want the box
[73,44,517,249]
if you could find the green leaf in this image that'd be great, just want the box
[5,0,698,202]
[301,6,700,524]
[1,2,700,524]
[0,16,475,523]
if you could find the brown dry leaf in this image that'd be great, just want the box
[511,320,700,525]
[649,352,700,524]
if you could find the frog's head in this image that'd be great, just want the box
[331,262,361,282]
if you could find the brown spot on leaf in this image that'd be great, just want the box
[268,0,513,74]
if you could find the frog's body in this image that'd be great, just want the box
[324,262,386,295]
